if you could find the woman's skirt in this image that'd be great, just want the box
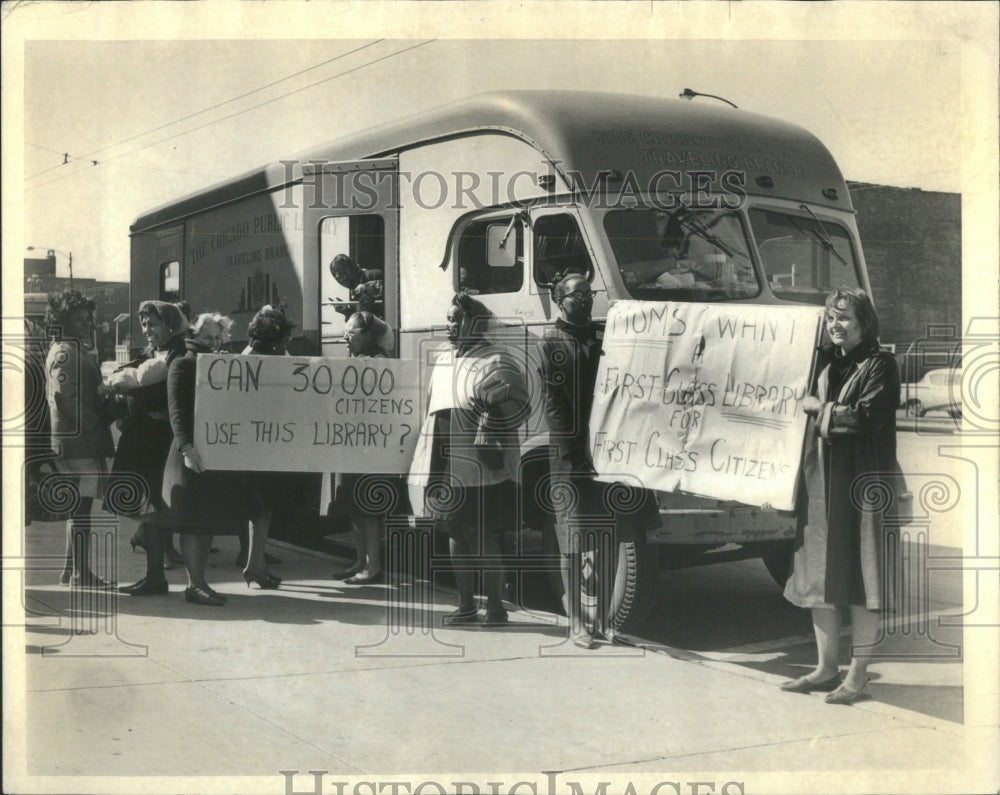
[52,457,108,501]
[161,443,264,535]
[425,479,516,540]
[103,416,173,520]
[332,472,410,520]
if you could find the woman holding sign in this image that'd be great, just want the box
[537,271,659,649]
[782,287,901,705]
[410,292,529,626]
[329,310,398,584]
[162,314,264,605]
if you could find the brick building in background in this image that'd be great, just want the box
[848,181,962,379]
[24,253,129,364]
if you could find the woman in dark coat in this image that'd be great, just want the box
[162,314,264,605]
[782,287,900,705]
[109,300,188,596]
[536,271,659,649]
[329,311,397,584]
[44,291,115,587]
[409,292,529,625]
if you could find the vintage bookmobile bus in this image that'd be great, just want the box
[130,91,869,629]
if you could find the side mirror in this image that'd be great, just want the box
[486,224,517,269]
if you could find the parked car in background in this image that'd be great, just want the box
[901,367,962,418]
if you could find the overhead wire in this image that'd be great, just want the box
[55,39,385,170]
[25,142,93,180]
[25,40,384,183]
[28,39,435,193]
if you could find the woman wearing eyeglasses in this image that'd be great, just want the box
[537,270,658,649]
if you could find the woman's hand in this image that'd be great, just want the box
[181,445,204,473]
[801,396,822,415]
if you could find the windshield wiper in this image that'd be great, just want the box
[798,204,848,266]
[676,206,748,261]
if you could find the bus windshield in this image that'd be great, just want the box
[604,207,759,301]
[748,207,861,304]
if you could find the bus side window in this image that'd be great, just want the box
[532,214,594,286]
[160,260,180,302]
[456,215,524,295]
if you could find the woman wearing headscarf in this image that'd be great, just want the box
[162,313,265,605]
[409,292,529,625]
[108,300,189,596]
[781,287,901,705]
[328,311,397,584]
[536,270,659,649]
[44,291,115,587]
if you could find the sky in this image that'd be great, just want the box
[5,4,993,286]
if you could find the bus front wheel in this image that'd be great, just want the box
[578,537,658,635]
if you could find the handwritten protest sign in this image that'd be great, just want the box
[590,301,823,510]
[194,355,420,473]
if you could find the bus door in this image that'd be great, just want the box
[300,159,399,356]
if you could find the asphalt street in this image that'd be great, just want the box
[7,423,996,794]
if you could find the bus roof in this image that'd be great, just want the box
[132,90,851,233]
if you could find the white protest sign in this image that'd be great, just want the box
[590,301,823,510]
[194,354,420,473]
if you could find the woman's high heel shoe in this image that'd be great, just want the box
[184,586,224,606]
[129,536,145,553]
[243,570,280,589]
[263,569,282,584]
[119,577,169,596]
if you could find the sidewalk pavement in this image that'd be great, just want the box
[8,516,995,795]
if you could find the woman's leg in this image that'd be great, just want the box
[180,534,207,590]
[119,522,168,594]
[808,606,843,681]
[356,515,382,577]
[244,513,281,587]
[482,532,505,618]
[141,523,166,581]
[333,525,365,579]
[235,525,249,567]
[68,497,93,578]
[844,605,880,690]
[165,533,184,565]
[129,523,147,551]
[246,513,270,572]
[60,525,74,583]
[197,536,220,594]
[181,534,224,602]
[449,534,478,614]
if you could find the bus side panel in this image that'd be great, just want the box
[397,134,555,342]
[182,192,306,349]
